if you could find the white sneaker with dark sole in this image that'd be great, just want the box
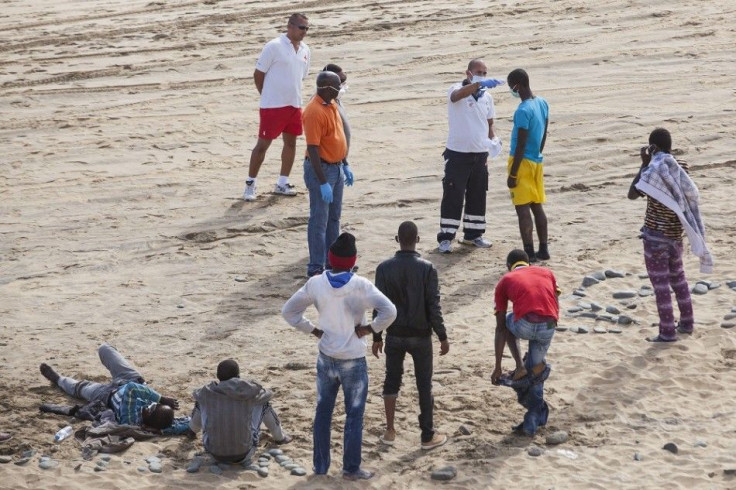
[438,240,452,253]
[273,183,297,196]
[459,236,492,248]
[243,181,257,201]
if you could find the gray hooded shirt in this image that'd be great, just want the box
[190,378,272,460]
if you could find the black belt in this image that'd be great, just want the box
[306,156,342,165]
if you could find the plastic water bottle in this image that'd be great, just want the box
[54,425,73,443]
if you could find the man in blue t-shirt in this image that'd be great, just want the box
[506,69,550,262]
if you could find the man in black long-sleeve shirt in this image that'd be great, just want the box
[372,221,449,451]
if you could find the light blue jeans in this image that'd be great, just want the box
[313,353,368,475]
[506,313,555,435]
[57,343,144,401]
[304,158,344,276]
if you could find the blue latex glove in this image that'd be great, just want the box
[479,78,505,89]
[342,164,354,186]
[319,183,333,203]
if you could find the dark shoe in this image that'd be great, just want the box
[676,323,693,334]
[40,363,60,384]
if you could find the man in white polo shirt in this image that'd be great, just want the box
[243,13,311,201]
[437,59,504,253]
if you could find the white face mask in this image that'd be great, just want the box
[337,83,348,100]
[471,75,486,84]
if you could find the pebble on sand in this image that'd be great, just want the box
[257,467,269,477]
[605,269,626,278]
[582,276,600,288]
[618,315,634,325]
[609,327,623,334]
[591,271,607,281]
[149,461,163,473]
[546,431,569,445]
[39,459,58,470]
[593,327,607,334]
[721,322,735,329]
[571,326,589,334]
[458,424,472,436]
[291,467,307,476]
[634,452,643,461]
[0,456,12,464]
[663,442,678,454]
[527,445,544,457]
[590,302,603,312]
[209,464,223,475]
[613,291,637,299]
[692,283,708,295]
[267,448,283,456]
[606,305,621,314]
[431,466,457,481]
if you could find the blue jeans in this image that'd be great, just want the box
[506,313,555,435]
[57,344,144,402]
[314,353,368,475]
[304,159,344,276]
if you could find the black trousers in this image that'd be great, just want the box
[437,148,488,243]
[382,335,435,443]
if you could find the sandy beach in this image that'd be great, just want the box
[2,0,736,488]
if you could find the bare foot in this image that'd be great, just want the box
[379,429,396,445]
[40,363,60,384]
[511,367,528,381]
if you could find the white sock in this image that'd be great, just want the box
[246,177,257,185]
[277,175,289,187]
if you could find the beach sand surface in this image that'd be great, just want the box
[1,0,736,488]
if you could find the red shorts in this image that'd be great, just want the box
[258,106,303,140]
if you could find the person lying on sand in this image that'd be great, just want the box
[40,343,179,431]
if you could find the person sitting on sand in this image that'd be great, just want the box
[188,359,291,464]
[491,249,559,436]
[40,343,178,431]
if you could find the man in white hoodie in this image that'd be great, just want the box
[189,359,290,464]
[282,232,397,481]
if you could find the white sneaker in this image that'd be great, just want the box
[273,183,297,196]
[460,236,492,248]
[243,180,257,201]
[438,240,452,253]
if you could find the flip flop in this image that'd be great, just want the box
[647,335,677,343]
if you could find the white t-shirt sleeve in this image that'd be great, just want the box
[255,42,275,73]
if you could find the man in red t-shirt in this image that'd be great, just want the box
[491,249,559,436]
